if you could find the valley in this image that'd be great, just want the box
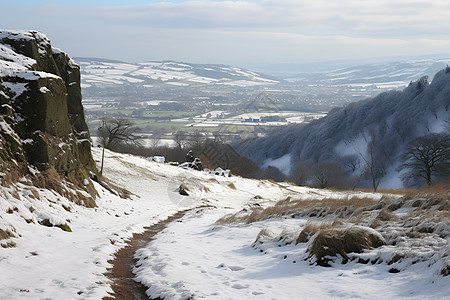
[79,58,450,148]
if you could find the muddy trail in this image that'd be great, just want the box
[103,209,191,300]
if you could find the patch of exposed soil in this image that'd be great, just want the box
[103,210,191,300]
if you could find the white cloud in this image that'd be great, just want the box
[1,0,450,64]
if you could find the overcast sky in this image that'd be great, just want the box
[1,0,450,66]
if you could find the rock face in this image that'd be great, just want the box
[0,30,96,186]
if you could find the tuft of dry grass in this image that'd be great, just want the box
[1,241,16,248]
[228,183,237,190]
[0,229,15,240]
[308,225,386,266]
[296,221,334,244]
[255,228,274,241]
[376,208,398,222]
[0,228,16,248]
[97,177,132,200]
[216,195,380,224]
[403,182,449,200]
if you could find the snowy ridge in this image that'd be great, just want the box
[76,58,279,87]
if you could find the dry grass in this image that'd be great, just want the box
[0,229,15,240]
[296,221,334,244]
[355,188,413,195]
[308,225,386,266]
[1,241,16,248]
[0,228,17,247]
[242,184,449,271]
[216,195,380,225]
[403,182,450,200]
[98,177,132,200]
[0,162,28,187]
[228,183,237,190]
[31,167,72,199]
[255,228,274,241]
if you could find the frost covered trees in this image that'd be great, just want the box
[400,133,450,186]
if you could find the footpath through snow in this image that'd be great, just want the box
[0,148,448,299]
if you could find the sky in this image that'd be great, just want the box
[1,0,450,66]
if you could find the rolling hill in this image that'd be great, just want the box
[75,57,280,88]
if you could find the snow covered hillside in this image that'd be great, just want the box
[76,58,279,87]
[284,59,450,88]
[238,68,450,188]
[1,148,448,299]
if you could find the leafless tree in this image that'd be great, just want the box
[354,132,393,192]
[400,133,450,186]
[149,129,164,149]
[98,117,142,150]
[97,117,142,175]
[290,161,311,186]
[187,130,205,153]
[173,130,188,150]
[311,162,345,189]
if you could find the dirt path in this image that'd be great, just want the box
[103,209,191,300]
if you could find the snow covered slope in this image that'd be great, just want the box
[0,147,340,298]
[1,148,448,299]
[238,68,450,188]
[275,58,450,86]
[76,58,279,87]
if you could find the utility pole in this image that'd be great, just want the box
[99,119,106,176]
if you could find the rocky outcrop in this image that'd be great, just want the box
[0,30,97,201]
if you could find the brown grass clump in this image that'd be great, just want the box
[215,207,264,225]
[29,166,102,207]
[1,241,16,248]
[376,208,398,222]
[31,167,66,196]
[216,195,379,224]
[0,162,29,187]
[97,177,132,199]
[308,225,386,266]
[27,188,41,200]
[403,182,449,200]
[74,191,96,208]
[296,221,333,244]
[228,183,237,190]
[255,228,274,241]
[0,229,15,240]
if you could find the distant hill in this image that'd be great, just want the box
[255,58,450,81]
[286,59,450,85]
[74,58,280,87]
[237,68,450,188]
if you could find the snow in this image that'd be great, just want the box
[0,148,448,299]
[78,60,278,87]
[262,153,291,174]
[39,87,50,94]
[134,198,450,300]
[1,82,28,100]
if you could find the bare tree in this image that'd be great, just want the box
[400,133,450,186]
[173,130,188,150]
[342,155,360,173]
[98,117,142,175]
[187,130,205,153]
[354,132,393,192]
[149,129,164,149]
[290,161,311,186]
[98,117,142,150]
[311,162,345,189]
